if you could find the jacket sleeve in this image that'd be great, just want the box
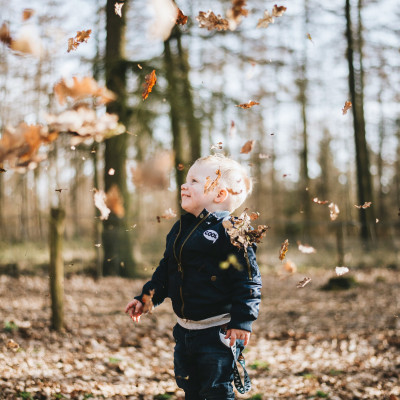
[225,241,262,332]
[134,223,177,307]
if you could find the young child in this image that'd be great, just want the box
[125,154,262,399]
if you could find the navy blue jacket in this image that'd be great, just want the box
[135,209,262,332]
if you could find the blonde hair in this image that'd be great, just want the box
[193,154,253,212]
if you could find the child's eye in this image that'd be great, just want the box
[191,179,198,183]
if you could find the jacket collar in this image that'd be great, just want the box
[181,208,230,222]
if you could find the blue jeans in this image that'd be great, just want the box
[173,323,244,400]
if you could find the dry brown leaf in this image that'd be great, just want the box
[54,76,116,105]
[257,10,274,28]
[106,184,125,218]
[67,29,91,52]
[354,201,372,209]
[312,197,329,205]
[240,140,255,154]
[297,242,316,254]
[22,9,35,21]
[142,70,157,100]
[196,10,229,31]
[94,189,111,220]
[329,202,340,221]
[306,33,313,43]
[227,0,249,30]
[114,2,124,17]
[296,277,311,288]
[0,123,57,168]
[177,163,185,171]
[283,260,297,274]
[342,100,352,115]
[272,4,287,17]
[210,141,223,150]
[223,209,269,253]
[249,212,259,220]
[131,151,173,190]
[227,188,243,195]
[142,289,155,314]
[236,101,260,109]
[176,8,188,25]
[160,208,177,220]
[0,22,12,46]
[204,169,221,194]
[6,339,20,351]
[279,239,289,261]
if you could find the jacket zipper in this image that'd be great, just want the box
[173,212,210,318]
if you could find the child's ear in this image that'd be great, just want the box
[214,188,228,203]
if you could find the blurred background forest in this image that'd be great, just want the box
[1,0,400,277]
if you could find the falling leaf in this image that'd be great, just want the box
[227,188,243,195]
[0,22,12,46]
[1,23,42,57]
[46,106,124,145]
[55,188,68,193]
[22,9,35,21]
[312,197,330,205]
[53,76,116,105]
[342,101,352,115]
[114,2,124,17]
[236,101,260,109]
[229,120,236,136]
[279,239,289,261]
[137,64,143,69]
[272,5,287,17]
[329,202,340,221]
[148,0,178,40]
[256,10,274,28]
[249,212,259,220]
[6,339,19,351]
[335,266,349,276]
[296,277,311,288]
[177,163,185,171]
[354,202,372,209]
[283,260,297,274]
[0,167,6,173]
[306,33,313,43]
[196,10,229,31]
[0,123,57,168]
[298,243,316,254]
[223,209,269,252]
[94,189,111,220]
[67,29,91,52]
[210,141,223,150]
[106,184,125,218]
[142,289,155,314]
[240,140,255,154]
[204,169,221,194]
[227,0,249,31]
[176,8,188,25]
[160,208,177,220]
[142,70,157,100]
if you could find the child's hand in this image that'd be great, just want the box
[124,299,143,322]
[225,329,251,347]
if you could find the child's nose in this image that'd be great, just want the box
[181,184,187,190]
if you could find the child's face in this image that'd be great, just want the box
[181,163,222,216]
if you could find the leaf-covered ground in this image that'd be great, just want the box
[1,268,399,400]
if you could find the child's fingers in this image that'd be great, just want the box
[124,300,136,313]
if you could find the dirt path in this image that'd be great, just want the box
[1,268,399,399]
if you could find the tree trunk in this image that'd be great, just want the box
[345,0,375,244]
[49,208,65,331]
[164,36,185,210]
[103,0,134,276]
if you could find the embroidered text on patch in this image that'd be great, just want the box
[203,230,219,243]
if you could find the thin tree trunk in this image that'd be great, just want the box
[345,0,375,244]
[164,37,185,210]
[103,0,134,276]
[49,208,65,331]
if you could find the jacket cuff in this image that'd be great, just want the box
[134,295,144,304]
[227,320,253,332]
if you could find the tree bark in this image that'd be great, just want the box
[345,0,375,244]
[49,208,65,331]
[103,0,134,276]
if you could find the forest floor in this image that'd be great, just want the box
[1,267,400,400]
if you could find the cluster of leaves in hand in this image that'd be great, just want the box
[223,209,270,253]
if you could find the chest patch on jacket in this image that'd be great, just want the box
[203,230,219,243]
